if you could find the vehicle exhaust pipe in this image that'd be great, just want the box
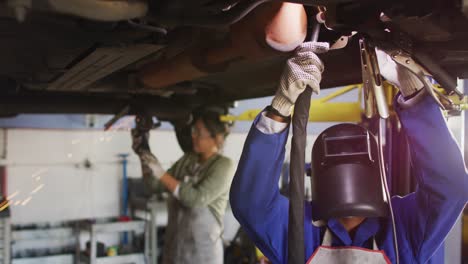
[139,2,307,89]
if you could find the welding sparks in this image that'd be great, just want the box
[22,197,32,206]
[14,200,21,206]
[7,191,19,200]
[31,184,45,194]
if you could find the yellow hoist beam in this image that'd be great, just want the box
[221,84,365,123]
[221,83,467,123]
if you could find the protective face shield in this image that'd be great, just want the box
[311,123,388,221]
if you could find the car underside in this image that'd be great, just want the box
[1,0,468,123]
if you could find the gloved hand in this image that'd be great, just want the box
[131,128,150,155]
[140,152,166,179]
[271,42,329,117]
[375,48,423,98]
[131,129,165,179]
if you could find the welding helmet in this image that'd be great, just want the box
[310,123,388,221]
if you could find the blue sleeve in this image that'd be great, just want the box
[229,113,290,264]
[394,94,468,262]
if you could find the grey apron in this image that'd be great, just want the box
[162,159,223,264]
[307,228,391,264]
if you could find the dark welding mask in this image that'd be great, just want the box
[310,123,388,221]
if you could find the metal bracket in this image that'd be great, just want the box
[360,38,390,119]
[330,35,351,50]
[135,114,161,131]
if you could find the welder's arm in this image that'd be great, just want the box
[131,129,165,193]
[131,129,179,194]
[230,42,327,263]
[230,111,291,264]
[140,162,165,193]
[134,151,180,194]
[394,91,468,262]
[140,153,181,194]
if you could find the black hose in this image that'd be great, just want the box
[288,86,312,264]
[378,118,400,264]
[413,50,463,98]
[287,20,320,264]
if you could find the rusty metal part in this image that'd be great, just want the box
[139,2,307,89]
[7,0,148,22]
[464,0,468,18]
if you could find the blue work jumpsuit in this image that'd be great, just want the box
[229,95,468,264]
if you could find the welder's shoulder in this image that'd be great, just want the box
[207,155,234,178]
[216,155,234,169]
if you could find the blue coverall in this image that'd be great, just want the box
[230,95,468,264]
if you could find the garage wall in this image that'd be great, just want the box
[4,129,256,224]
[5,129,179,224]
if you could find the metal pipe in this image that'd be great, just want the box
[310,22,321,43]
[119,153,130,244]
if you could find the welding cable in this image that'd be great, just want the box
[287,18,322,264]
[378,118,400,264]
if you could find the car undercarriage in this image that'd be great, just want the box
[0,0,468,122]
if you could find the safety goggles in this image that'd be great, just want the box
[191,126,212,139]
[322,133,374,162]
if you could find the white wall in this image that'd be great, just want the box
[5,129,179,224]
[3,125,324,250]
[4,129,258,224]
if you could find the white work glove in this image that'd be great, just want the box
[140,152,166,180]
[271,42,329,117]
[131,129,165,179]
[375,48,423,98]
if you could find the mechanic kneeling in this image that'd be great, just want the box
[229,42,468,264]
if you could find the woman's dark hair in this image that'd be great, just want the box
[195,111,230,139]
